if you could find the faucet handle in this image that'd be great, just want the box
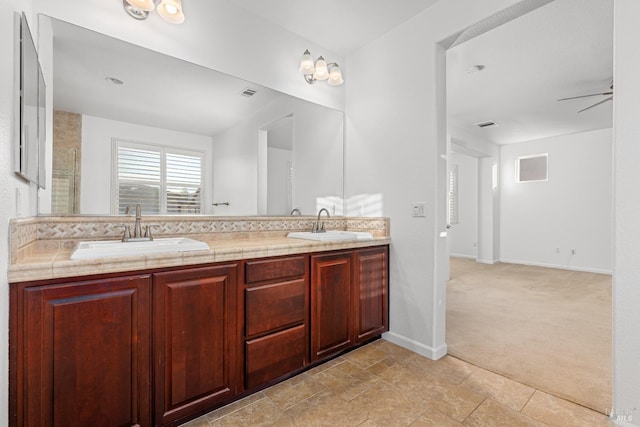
[144,225,154,240]
[122,225,131,242]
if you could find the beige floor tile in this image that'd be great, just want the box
[522,391,613,427]
[204,391,267,422]
[209,396,295,426]
[284,389,369,426]
[311,359,381,400]
[262,371,326,410]
[372,340,419,362]
[464,399,546,427]
[349,381,430,426]
[428,382,486,422]
[343,344,389,369]
[410,408,466,426]
[180,415,211,427]
[461,367,535,410]
[405,354,478,385]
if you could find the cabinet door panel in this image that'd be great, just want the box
[245,278,306,338]
[311,252,353,361]
[154,265,238,425]
[245,325,306,389]
[355,247,389,343]
[21,276,151,427]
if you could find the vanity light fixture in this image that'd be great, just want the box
[299,49,344,86]
[123,0,185,24]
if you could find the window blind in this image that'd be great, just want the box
[114,142,202,215]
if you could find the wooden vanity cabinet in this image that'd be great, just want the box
[310,251,355,361]
[354,246,389,343]
[10,275,152,427]
[311,246,389,361]
[243,255,309,389]
[153,264,240,426]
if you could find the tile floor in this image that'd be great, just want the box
[181,340,612,427]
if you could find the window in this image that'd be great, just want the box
[516,153,548,183]
[448,164,459,224]
[113,140,203,214]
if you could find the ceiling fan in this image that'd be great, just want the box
[557,80,614,113]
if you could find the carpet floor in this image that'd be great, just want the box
[446,257,612,414]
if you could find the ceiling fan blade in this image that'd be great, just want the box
[577,96,613,113]
[558,91,614,101]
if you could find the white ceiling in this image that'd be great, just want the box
[228,0,441,56]
[52,0,613,146]
[446,0,613,145]
[51,18,284,137]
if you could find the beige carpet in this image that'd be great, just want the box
[446,257,612,414]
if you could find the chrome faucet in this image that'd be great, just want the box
[290,208,302,215]
[122,203,153,242]
[134,204,143,238]
[312,208,330,233]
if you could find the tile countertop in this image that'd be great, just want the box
[8,235,391,284]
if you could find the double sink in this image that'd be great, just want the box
[71,232,373,260]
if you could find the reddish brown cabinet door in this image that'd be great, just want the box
[12,275,151,427]
[153,264,239,426]
[354,247,389,343]
[310,251,354,361]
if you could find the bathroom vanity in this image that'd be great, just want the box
[8,216,389,427]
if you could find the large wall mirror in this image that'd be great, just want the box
[37,15,344,217]
[15,13,46,188]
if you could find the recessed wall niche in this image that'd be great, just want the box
[52,110,81,213]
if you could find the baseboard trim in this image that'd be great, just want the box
[449,253,476,260]
[476,259,498,265]
[382,331,447,360]
[499,259,612,275]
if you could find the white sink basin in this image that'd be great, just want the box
[71,237,210,260]
[287,231,373,242]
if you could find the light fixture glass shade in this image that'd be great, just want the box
[327,64,344,86]
[299,50,315,75]
[157,0,185,24]
[313,56,329,80]
[126,0,155,12]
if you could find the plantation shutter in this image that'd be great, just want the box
[448,164,459,225]
[116,146,161,214]
[166,152,202,214]
[114,141,202,215]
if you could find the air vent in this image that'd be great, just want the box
[240,88,257,97]
[474,120,499,128]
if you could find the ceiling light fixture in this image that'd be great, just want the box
[299,49,344,86]
[123,0,185,24]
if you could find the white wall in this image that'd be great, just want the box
[448,152,478,258]
[80,115,214,214]
[612,0,640,423]
[345,0,530,360]
[500,128,612,273]
[267,147,292,215]
[212,96,343,216]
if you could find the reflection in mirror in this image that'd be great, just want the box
[38,15,344,216]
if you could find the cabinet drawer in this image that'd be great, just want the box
[245,325,306,389]
[245,256,306,284]
[246,278,306,337]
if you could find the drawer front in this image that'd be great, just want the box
[245,325,306,389]
[246,278,306,337]
[245,256,306,284]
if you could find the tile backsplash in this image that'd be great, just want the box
[9,216,389,263]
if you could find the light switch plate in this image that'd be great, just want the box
[412,202,425,217]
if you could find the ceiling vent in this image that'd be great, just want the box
[474,120,499,128]
[240,88,257,97]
